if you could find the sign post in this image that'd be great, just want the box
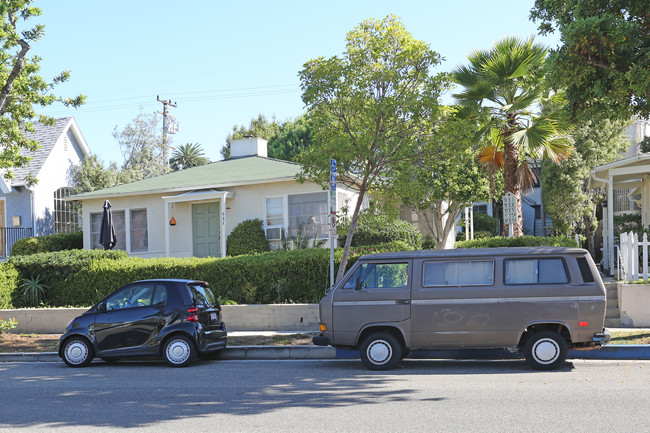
[329,159,337,289]
[502,192,517,238]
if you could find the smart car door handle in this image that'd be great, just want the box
[395,300,410,305]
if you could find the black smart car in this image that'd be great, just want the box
[59,279,227,367]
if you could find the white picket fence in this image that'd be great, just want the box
[619,231,650,282]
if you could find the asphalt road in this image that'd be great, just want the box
[1,359,649,432]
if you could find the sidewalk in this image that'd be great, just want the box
[2,330,650,363]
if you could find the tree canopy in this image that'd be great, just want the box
[387,111,491,249]
[530,0,649,120]
[453,36,573,236]
[0,0,85,184]
[299,15,449,282]
[170,142,209,171]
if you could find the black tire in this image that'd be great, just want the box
[359,332,402,370]
[62,336,94,368]
[163,335,197,367]
[524,330,568,370]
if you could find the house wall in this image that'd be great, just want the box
[2,187,32,230]
[32,128,85,235]
[80,180,361,258]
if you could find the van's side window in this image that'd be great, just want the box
[505,258,569,284]
[342,263,409,289]
[422,260,494,286]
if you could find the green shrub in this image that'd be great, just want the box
[0,317,18,334]
[226,219,271,256]
[0,263,20,309]
[613,213,645,238]
[340,213,422,249]
[6,249,128,307]
[11,231,83,256]
[455,235,580,249]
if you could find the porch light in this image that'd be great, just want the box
[169,217,177,226]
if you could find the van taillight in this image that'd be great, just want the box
[187,307,199,322]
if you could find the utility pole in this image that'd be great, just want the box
[157,95,178,171]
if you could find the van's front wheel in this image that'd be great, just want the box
[360,332,402,370]
[524,331,568,370]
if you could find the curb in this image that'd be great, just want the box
[2,345,650,363]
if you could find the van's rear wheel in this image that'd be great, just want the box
[524,331,568,370]
[360,332,402,370]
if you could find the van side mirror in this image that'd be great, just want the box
[355,277,367,291]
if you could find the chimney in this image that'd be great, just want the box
[230,137,268,158]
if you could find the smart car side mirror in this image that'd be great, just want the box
[97,301,107,313]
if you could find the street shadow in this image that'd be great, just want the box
[0,358,574,429]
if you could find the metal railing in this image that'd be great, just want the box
[0,227,33,258]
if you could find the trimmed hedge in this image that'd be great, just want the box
[342,214,422,249]
[6,249,128,307]
[455,235,580,249]
[0,263,20,309]
[0,243,413,308]
[11,231,83,256]
[226,219,271,256]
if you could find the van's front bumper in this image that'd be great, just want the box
[313,333,330,346]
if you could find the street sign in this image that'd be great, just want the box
[502,192,517,225]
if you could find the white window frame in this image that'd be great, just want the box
[90,207,149,253]
[264,195,287,242]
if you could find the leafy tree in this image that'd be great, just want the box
[170,142,209,171]
[267,115,314,161]
[113,110,167,181]
[0,0,85,185]
[453,36,573,237]
[220,114,280,159]
[530,0,649,120]
[298,15,449,282]
[69,154,120,194]
[388,112,491,249]
[541,118,630,254]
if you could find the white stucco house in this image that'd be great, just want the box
[0,117,89,257]
[589,118,650,274]
[71,137,363,258]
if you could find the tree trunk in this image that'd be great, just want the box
[502,116,523,236]
[335,180,367,283]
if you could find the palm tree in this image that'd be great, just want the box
[453,36,572,236]
[170,143,209,171]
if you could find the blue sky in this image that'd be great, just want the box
[31,0,560,164]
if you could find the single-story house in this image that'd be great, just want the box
[71,137,363,258]
[1,117,89,257]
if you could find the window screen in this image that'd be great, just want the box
[505,258,568,285]
[423,260,494,286]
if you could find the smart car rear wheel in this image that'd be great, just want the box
[360,332,402,371]
[62,336,93,367]
[163,335,197,367]
[524,331,568,370]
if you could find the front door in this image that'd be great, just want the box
[193,202,220,257]
[331,260,411,347]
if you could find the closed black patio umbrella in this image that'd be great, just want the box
[99,200,117,250]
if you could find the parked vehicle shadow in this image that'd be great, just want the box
[0,358,575,429]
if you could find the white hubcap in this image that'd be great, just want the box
[367,340,391,365]
[533,338,559,364]
[65,341,88,364]
[166,339,190,364]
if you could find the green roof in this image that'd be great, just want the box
[72,156,302,199]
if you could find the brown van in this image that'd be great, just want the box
[313,247,610,370]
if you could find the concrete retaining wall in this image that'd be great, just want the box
[618,283,650,327]
[0,304,320,334]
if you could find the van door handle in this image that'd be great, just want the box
[395,300,410,305]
